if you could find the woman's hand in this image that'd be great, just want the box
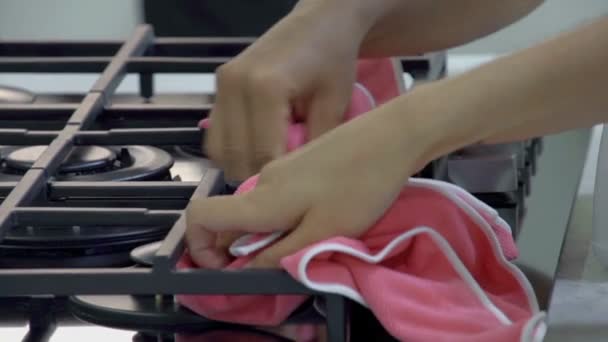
[186,95,437,269]
[205,0,379,182]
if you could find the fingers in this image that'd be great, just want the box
[184,214,228,269]
[185,185,305,268]
[247,211,327,268]
[186,184,302,233]
[207,64,253,182]
[247,71,291,172]
[306,87,350,140]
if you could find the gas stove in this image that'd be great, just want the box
[0,25,540,342]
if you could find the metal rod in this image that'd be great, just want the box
[139,72,154,99]
[0,41,121,56]
[0,130,58,145]
[49,181,197,199]
[0,57,108,72]
[0,104,78,119]
[326,295,349,342]
[30,134,73,175]
[0,182,17,196]
[0,170,46,210]
[21,298,57,342]
[106,103,212,112]
[0,268,316,296]
[13,207,181,226]
[127,57,227,73]
[66,93,105,128]
[74,128,201,146]
[91,25,154,95]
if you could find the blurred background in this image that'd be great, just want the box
[0,0,607,53]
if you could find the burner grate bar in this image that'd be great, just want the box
[30,135,73,176]
[66,93,105,128]
[75,128,201,145]
[0,57,108,72]
[0,104,78,119]
[101,104,211,124]
[153,215,186,273]
[49,181,198,199]
[154,36,255,44]
[12,207,181,227]
[0,41,122,57]
[0,130,58,145]
[90,25,154,95]
[107,104,213,111]
[127,57,228,73]
[0,170,46,216]
[154,168,224,272]
[0,182,17,196]
[0,268,314,296]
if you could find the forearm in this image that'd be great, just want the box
[359,0,544,56]
[387,15,608,165]
[294,0,543,57]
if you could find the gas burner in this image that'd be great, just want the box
[0,224,169,268]
[130,241,161,266]
[0,85,36,104]
[6,146,115,173]
[175,145,206,158]
[67,294,321,334]
[0,145,174,181]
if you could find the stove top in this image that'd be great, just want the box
[0,25,537,342]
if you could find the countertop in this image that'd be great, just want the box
[543,125,608,342]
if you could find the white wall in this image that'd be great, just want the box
[0,0,607,52]
[453,0,608,53]
[0,0,142,40]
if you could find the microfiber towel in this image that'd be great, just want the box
[177,175,544,342]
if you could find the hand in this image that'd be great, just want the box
[186,98,435,269]
[204,0,375,182]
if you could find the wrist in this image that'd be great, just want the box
[292,0,397,46]
[382,82,482,170]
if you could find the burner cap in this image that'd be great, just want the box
[0,85,35,104]
[5,146,115,173]
[130,241,161,266]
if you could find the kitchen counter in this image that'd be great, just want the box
[543,126,608,342]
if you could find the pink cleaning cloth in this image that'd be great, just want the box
[177,176,544,342]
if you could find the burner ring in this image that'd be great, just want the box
[0,145,174,182]
[5,146,115,173]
